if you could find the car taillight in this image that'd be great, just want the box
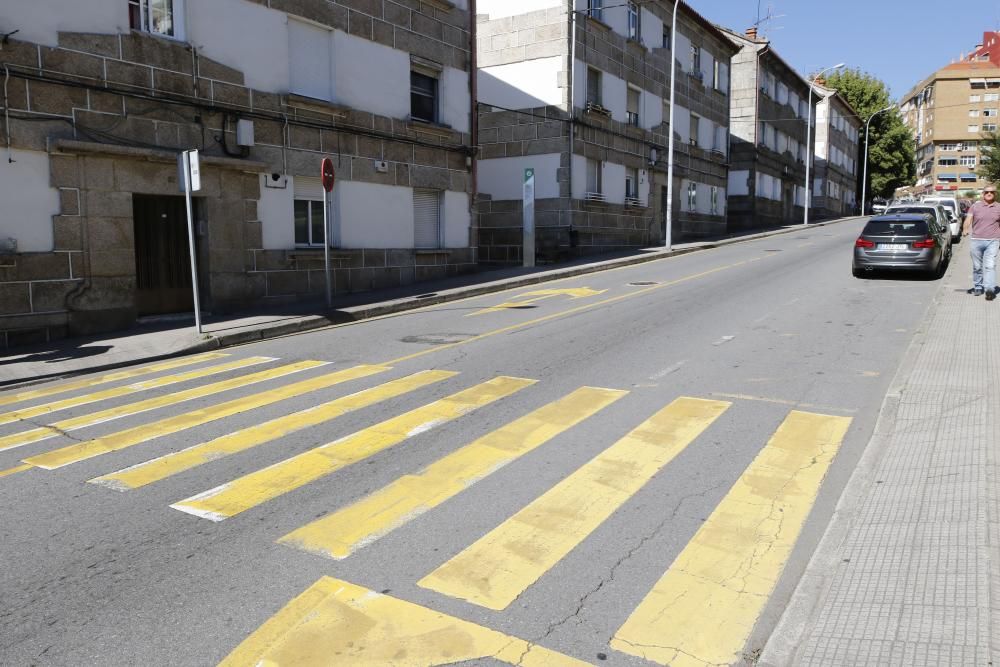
[912,237,935,248]
[855,238,875,248]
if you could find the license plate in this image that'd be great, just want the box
[879,243,907,251]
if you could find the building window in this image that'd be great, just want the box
[711,186,719,214]
[690,45,701,74]
[626,2,639,40]
[413,189,442,249]
[411,70,438,123]
[690,114,700,146]
[294,199,325,247]
[587,0,603,22]
[625,168,638,200]
[626,87,640,126]
[985,93,1000,101]
[985,123,998,132]
[128,0,181,38]
[969,125,980,133]
[587,68,602,106]
[687,181,697,210]
[971,94,982,102]
[960,155,977,167]
[962,141,979,150]
[586,159,603,195]
[939,143,958,151]
[984,108,998,117]
[970,109,981,117]
[938,158,958,166]
[713,60,721,90]
[662,28,670,50]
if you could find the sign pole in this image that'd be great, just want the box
[321,158,336,308]
[180,150,203,334]
[523,167,535,268]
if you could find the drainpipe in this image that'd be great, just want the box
[664,0,679,249]
[470,0,478,253]
[568,4,577,214]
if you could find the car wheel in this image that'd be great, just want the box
[852,267,866,279]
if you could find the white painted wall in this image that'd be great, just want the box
[697,116,713,150]
[443,191,470,248]
[0,150,59,252]
[484,0,560,19]
[674,105,690,144]
[603,5,629,40]
[604,71,627,123]
[641,8,662,48]
[333,31,408,119]
[571,155,587,199]
[643,91,663,130]
[339,182,413,248]
[729,170,750,196]
[674,31,691,72]
[700,50,714,86]
[187,0,288,92]
[638,168,650,206]
[440,66,471,134]
[258,174,294,250]
[479,57,563,109]
[0,0,121,47]
[479,154,562,201]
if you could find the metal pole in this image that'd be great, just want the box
[568,9,576,204]
[323,189,332,307]
[861,104,894,216]
[182,152,202,334]
[804,85,813,225]
[665,0,679,249]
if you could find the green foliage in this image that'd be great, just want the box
[979,131,1000,184]
[962,189,979,199]
[822,68,916,200]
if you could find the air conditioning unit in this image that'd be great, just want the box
[584,192,606,202]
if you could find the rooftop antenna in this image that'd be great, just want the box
[753,3,784,41]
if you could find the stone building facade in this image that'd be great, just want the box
[812,85,860,219]
[474,0,737,265]
[722,27,814,230]
[0,0,474,346]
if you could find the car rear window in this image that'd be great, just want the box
[886,207,934,216]
[863,220,929,235]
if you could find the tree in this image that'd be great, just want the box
[821,69,916,201]
[979,130,1000,184]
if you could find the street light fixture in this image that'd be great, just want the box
[861,104,896,215]
[803,63,845,225]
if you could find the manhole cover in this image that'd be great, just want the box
[401,333,476,345]
[628,281,659,286]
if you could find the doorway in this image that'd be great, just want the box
[783,184,794,223]
[132,194,195,316]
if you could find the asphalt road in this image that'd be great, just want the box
[0,218,949,666]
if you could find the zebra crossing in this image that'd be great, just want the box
[0,353,852,666]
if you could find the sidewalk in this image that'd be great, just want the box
[0,217,859,387]
[761,247,1000,664]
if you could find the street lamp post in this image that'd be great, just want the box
[664,0,680,249]
[804,63,845,225]
[861,104,895,215]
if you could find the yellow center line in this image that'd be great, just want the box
[381,258,763,367]
[418,397,731,610]
[23,363,388,470]
[0,352,230,407]
[0,356,274,426]
[610,410,852,666]
[218,576,589,667]
[90,370,454,491]
[171,376,537,522]
[279,386,627,560]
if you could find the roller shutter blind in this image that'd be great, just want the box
[413,189,441,248]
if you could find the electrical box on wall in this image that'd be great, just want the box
[374,160,389,173]
[236,119,255,147]
[265,173,288,189]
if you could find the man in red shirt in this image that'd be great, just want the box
[963,185,1000,301]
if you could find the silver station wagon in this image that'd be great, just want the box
[853,213,953,278]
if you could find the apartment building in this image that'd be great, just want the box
[0,0,474,346]
[474,0,738,264]
[812,84,860,218]
[902,31,1000,197]
[721,26,814,230]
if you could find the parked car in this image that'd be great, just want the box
[853,213,952,278]
[870,199,888,214]
[921,196,961,227]
[884,203,961,242]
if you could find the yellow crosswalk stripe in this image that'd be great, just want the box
[280,386,627,560]
[218,576,589,667]
[418,397,730,610]
[23,364,388,470]
[0,352,229,407]
[0,356,273,426]
[171,376,536,522]
[90,370,455,491]
[2,360,326,455]
[0,463,32,479]
[610,410,851,667]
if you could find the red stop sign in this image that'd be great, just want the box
[321,158,335,192]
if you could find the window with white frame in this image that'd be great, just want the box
[587,0,603,22]
[625,168,639,200]
[986,93,1000,101]
[687,181,697,210]
[985,123,998,131]
[970,109,981,117]
[962,141,979,150]
[985,108,998,117]
[971,94,982,102]
[713,60,720,89]
[586,159,602,195]
[413,189,442,248]
[938,157,958,165]
[587,68,602,106]
[411,69,439,123]
[960,155,977,167]
[691,45,701,75]
[626,87,640,126]
[293,178,327,247]
[690,114,700,146]
[969,124,981,132]
[129,0,182,38]
[626,2,639,40]
[711,186,719,214]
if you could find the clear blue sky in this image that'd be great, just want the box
[689,0,1000,99]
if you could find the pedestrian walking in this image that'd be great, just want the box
[963,184,1000,301]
